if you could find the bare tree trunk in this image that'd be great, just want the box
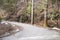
[44,0,48,27]
[57,0,59,28]
[31,0,34,24]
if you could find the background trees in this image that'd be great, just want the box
[0,0,60,28]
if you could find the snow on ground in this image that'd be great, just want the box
[52,27,60,30]
[0,21,60,40]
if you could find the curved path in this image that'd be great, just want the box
[0,21,60,40]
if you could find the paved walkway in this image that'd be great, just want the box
[0,21,60,40]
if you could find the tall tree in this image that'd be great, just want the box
[31,0,34,24]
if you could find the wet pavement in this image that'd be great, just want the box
[0,21,60,40]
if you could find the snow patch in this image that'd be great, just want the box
[52,27,60,30]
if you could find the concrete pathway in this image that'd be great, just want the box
[0,21,60,40]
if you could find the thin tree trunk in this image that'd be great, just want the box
[57,0,59,27]
[31,0,34,24]
[44,0,48,27]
